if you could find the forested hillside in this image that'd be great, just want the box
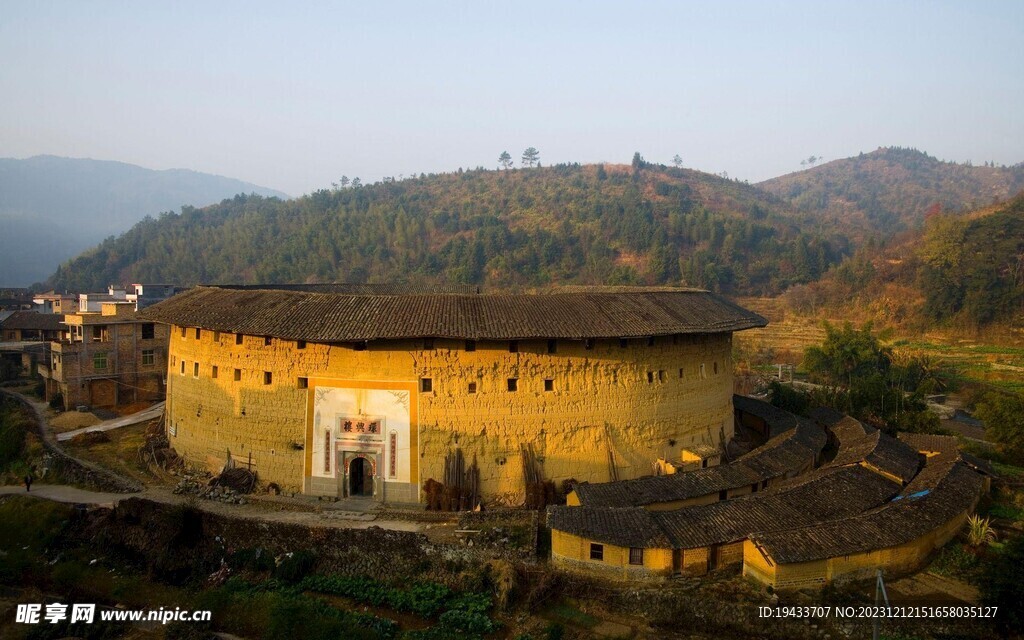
[0,156,289,286]
[49,162,849,295]
[760,147,1024,237]
[784,193,1024,329]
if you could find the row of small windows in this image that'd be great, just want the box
[91,349,157,371]
[177,327,705,355]
[420,377,555,393]
[174,357,308,389]
[587,543,644,566]
[419,365,718,394]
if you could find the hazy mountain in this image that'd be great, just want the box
[48,162,849,296]
[0,155,289,286]
[759,147,1024,237]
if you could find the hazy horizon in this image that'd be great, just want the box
[2,1,1022,196]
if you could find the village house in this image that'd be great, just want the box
[139,284,767,503]
[32,290,79,314]
[0,310,66,342]
[39,301,169,410]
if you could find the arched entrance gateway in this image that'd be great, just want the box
[347,455,374,497]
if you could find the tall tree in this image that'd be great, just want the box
[522,147,539,168]
[498,151,513,170]
[672,154,683,168]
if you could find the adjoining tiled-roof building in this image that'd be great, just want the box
[548,399,990,588]
[569,396,828,510]
[140,285,767,504]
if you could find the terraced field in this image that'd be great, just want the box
[734,297,1024,394]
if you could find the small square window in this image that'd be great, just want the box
[263,371,272,385]
[507,378,518,392]
[465,340,476,352]
[647,336,655,347]
[718,489,727,501]
[93,352,108,371]
[213,331,221,343]
[298,377,308,389]
[658,370,665,382]
[142,349,155,366]
[234,368,241,381]
[423,338,434,350]
[296,340,306,350]
[647,371,654,383]
[509,340,519,353]
[211,365,218,379]
[590,543,604,561]
[421,378,433,392]
[713,361,719,375]
[142,323,155,340]
[180,361,186,375]
[679,368,684,379]
[468,382,477,394]
[629,547,644,566]
[544,379,554,392]
[584,339,594,350]
[180,327,186,338]
[619,338,628,349]
[353,341,367,351]
[547,339,557,354]
[264,336,272,346]
[235,333,243,345]
[195,328,201,339]
[193,362,199,377]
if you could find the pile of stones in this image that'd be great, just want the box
[172,474,247,505]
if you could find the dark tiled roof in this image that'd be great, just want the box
[734,395,801,437]
[547,506,671,548]
[751,460,984,564]
[139,286,768,342]
[573,402,827,508]
[655,466,901,548]
[825,430,922,484]
[214,283,481,295]
[897,432,996,477]
[549,465,901,550]
[830,416,874,447]
[0,311,65,331]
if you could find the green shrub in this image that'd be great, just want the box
[980,535,1024,636]
[930,543,981,581]
[0,398,30,471]
[273,549,316,583]
[228,547,276,572]
[437,609,501,636]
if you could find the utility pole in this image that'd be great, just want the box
[873,569,890,640]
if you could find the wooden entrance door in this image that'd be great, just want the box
[349,456,373,497]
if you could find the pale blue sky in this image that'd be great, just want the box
[1,1,1021,196]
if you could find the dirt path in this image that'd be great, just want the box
[0,483,429,533]
[57,401,165,442]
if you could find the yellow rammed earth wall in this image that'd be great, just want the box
[743,499,981,590]
[551,531,673,579]
[164,326,736,501]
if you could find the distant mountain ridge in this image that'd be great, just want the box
[759,147,1024,237]
[0,155,289,286]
